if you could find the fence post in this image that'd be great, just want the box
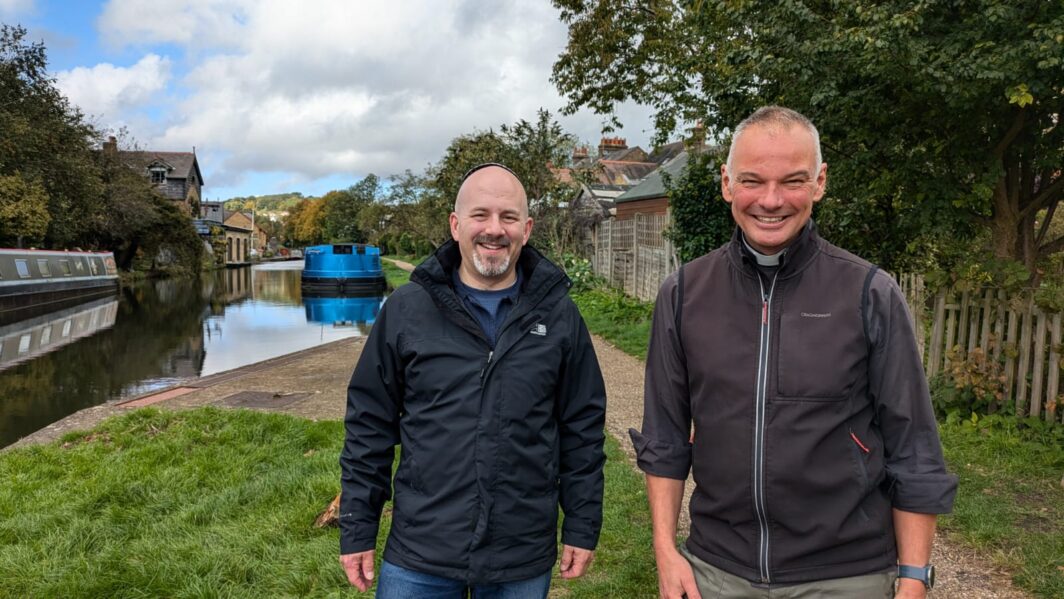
[928,290,947,378]
[1030,308,1048,419]
[1049,313,1062,423]
[1016,297,1035,414]
[1004,301,1020,407]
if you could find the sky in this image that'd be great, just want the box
[1,0,657,201]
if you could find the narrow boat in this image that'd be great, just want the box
[0,249,120,324]
[301,243,386,295]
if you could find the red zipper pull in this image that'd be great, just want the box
[762,300,768,324]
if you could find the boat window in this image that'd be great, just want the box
[90,259,101,276]
[37,259,50,277]
[333,245,353,254]
[75,259,85,272]
[40,327,51,346]
[15,259,30,278]
[59,260,72,276]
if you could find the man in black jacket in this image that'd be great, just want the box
[632,107,957,599]
[340,164,607,598]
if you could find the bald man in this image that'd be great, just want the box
[339,164,607,598]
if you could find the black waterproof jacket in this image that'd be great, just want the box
[340,241,606,584]
[632,224,957,585]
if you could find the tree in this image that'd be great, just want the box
[500,110,582,254]
[0,24,103,248]
[552,1,1064,277]
[321,175,379,243]
[283,198,327,247]
[662,151,733,262]
[0,173,50,247]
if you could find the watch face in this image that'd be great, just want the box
[927,565,936,589]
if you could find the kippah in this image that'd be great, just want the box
[459,162,519,184]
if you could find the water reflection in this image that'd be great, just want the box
[0,262,385,447]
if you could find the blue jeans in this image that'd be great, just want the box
[375,561,551,599]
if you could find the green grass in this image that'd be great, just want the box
[570,287,654,360]
[380,259,412,289]
[0,407,655,598]
[937,418,1064,598]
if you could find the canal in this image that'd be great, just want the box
[0,262,384,448]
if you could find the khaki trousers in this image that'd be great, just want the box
[680,545,897,598]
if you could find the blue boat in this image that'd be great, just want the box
[301,243,386,294]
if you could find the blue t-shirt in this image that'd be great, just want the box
[452,270,521,348]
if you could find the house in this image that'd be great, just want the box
[612,151,693,220]
[555,137,688,225]
[102,136,204,216]
[221,211,267,253]
[198,201,254,266]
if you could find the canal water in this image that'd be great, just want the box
[0,262,384,448]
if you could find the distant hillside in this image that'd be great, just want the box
[223,193,305,213]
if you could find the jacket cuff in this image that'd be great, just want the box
[887,470,959,514]
[339,522,380,555]
[629,428,692,480]
[561,521,600,550]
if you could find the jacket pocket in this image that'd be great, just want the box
[776,306,864,399]
[848,429,871,494]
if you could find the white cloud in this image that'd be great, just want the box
[92,0,657,196]
[0,0,34,17]
[55,53,171,119]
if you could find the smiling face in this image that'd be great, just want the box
[450,166,533,290]
[721,123,827,255]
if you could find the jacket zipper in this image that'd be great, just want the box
[754,272,777,583]
[479,350,493,381]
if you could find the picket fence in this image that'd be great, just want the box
[899,276,1063,423]
[589,213,678,302]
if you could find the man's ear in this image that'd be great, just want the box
[523,217,533,244]
[449,212,460,240]
[720,164,734,204]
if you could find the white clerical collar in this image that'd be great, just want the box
[741,234,784,267]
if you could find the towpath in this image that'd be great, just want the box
[8,258,1028,598]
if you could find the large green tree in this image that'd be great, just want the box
[320,175,379,243]
[0,24,103,248]
[552,1,1064,276]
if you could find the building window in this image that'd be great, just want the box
[37,259,50,277]
[150,168,167,184]
[15,259,29,278]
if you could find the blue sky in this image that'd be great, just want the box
[2,0,656,201]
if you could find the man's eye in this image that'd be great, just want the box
[741,180,761,188]
[784,180,806,189]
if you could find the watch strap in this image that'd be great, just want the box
[898,564,933,589]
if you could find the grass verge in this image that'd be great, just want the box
[380,259,412,289]
[937,417,1064,597]
[570,287,653,360]
[0,407,656,598]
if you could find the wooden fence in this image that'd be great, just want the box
[901,280,1062,423]
[590,213,678,302]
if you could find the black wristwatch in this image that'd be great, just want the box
[898,564,935,590]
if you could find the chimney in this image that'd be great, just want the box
[572,146,589,161]
[688,121,706,148]
[598,136,627,156]
[103,136,118,153]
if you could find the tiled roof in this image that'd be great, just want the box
[615,152,694,203]
[119,150,204,185]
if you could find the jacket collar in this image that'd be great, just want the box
[412,240,570,315]
[729,220,822,278]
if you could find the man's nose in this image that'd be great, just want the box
[759,183,786,209]
[484,215,505,235]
